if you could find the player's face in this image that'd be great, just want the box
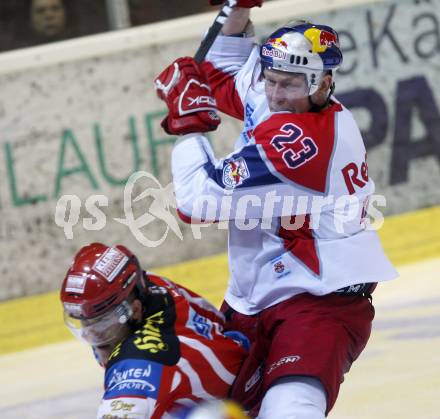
[64,301,132,365]
[264,69,310,113]
[80,315,128,346]
[81,313,130,365]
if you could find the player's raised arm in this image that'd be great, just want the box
[208,0,261,35]
[201,1,263,119]
[220,6,251,35]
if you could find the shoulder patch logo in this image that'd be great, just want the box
[186,307,213,340]
[222,157,250,189]
[241,103,256,144]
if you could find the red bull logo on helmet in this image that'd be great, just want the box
[320,30,337,47]
[267,37,288,49]
[304,28,338,53]
[261,46,287,60]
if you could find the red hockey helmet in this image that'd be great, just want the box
[60,243,145,345]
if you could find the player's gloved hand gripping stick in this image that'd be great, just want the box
[155,1,240,135]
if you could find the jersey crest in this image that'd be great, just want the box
[222,157,250,189]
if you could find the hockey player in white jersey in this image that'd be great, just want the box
[154,2,398,418]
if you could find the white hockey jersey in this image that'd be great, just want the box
[171,35,398,315]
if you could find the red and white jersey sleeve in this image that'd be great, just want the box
[201,35,260,120]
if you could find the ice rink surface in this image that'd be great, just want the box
[1,256,439,419]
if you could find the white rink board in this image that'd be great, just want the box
[1,257,439,419]
[0,0,439,299]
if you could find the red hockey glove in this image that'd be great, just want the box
[209,0,263,7]
[154,57,220,136]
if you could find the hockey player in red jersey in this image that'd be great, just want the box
[154,2,397,418]
[60,243,247,419]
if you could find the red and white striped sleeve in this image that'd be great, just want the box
[201,35,259,120]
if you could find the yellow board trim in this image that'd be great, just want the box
[1,206,439,355]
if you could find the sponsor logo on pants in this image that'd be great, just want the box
[267,355,301,375]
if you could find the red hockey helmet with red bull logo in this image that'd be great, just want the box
[260,22,343,95]
[60,243,145,345]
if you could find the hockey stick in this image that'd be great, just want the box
[194,0,238,63]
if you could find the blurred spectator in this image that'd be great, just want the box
[30,0,66,42]
[0,0,108,51]
[25,0,109,47]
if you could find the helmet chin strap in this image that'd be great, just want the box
[308,82,335,113]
